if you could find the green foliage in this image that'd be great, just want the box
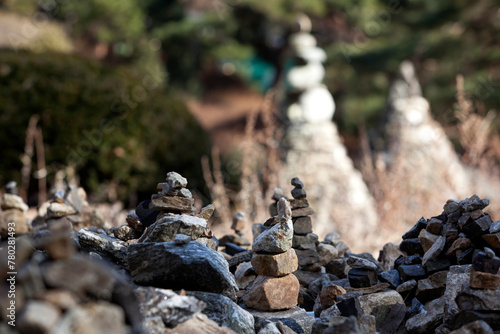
[0,49,211,200]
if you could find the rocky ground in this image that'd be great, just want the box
[1,173,499,334]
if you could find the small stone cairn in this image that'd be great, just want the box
[242,198,300,311]
[0,182,29,238]
[269,177,339,273]
[219,212,251,249]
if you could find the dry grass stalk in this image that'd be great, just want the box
[455,74,496,166]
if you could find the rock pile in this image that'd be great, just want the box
[243,198,300,311]
[0,182,29,238]
[0,233,144,334]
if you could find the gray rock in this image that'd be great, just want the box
[449,320,494,334]
[135,286,205,327]
[17,300,61,334]
[323,316,362,334]
[378,242,403,271]
[187,291,255,334]
[358,290,404,329]
[78,229,128,269]
[407,297,445,333]
[422,235,446,266]
[346,255,377,271]
[52,301,125,334]
[139,214,207,243]
[456,286,500,311]
[128,241,238,301]
[293,233,319,248]
[444,265,472,325]
[253,200,293,253]
[40,254,116,300]
[460,195,489,212]
[490,220,500,233]
[166,171,188,189]
[247,306,315,334]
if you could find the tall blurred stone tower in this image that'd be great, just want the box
[280,15,378,252]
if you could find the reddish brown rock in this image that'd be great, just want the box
[446,238,473,258]
[242,275,300,311]
[482,232,500,251]
[149,195,194,213]
[319,284,346,309]
[251,249,298,277]
[469,269,500,289]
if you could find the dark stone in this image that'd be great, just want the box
[379,302,406,334]
[416,278,445,303]
[348,268,378,288]
[402,217,427,240]
[462,215,492,240]
[426,218,443,235]
[398,264,426,282]
[336,292,363,317]
[378,269,401,289]
[128,241,238,301]
[472,251,500,274]
[247,306,315,334]
[399,238,424,256]
[295,248,321,267]
[5,181,18,194]
[135,200,160,227]
[77,229,128,270]
[323,316,362,334]
[407,297,424,318]
[394,255,422,269]
[291,188,307,200]
[224,242,246,256]
[298,289,315,311]
[325,258,347,279]
[186,291,254,334]
[459,195,490,212]
[291,177,304,188]
[424,257,451,275]
[446,210,462,225]
[457,247,475,265]
[450,311,500,331]
[293,216,313,235]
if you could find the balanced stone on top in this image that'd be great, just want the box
[271,187,288,202]
[253,198,293,253]
[166,171,188,189]
[291,177,307,200]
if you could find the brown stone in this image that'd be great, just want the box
[149,195,194,213]
[41,289,79,310]
[291,207,315,218]
[242,274,300,311]
[482,232,500,251]
[0,209,29,235]
[446,238,473,258]
[319,284,346,309]
[251,249,298,277]
[419,229,439,252]
[196,204,215,221]
[293,216,313,235]
[469,269,500,289]
[427,217,443,235]
[47,202,77,218]
[288,198,309,210]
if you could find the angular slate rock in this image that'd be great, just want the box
[406,297,445,334]
[186,291,254,334]
[253,198,293,253]
[128,241,238,301]
[472,251,500,274]
[398,264,426,282]
[135,200,160,228]
[402,217,427,240]
[247,306,314,334]
[139,214,207,243]
[399,238,424,256]
[135,287,205,327]
[77,229,128,270]
[379,269,401,289]
[348,268,377,288]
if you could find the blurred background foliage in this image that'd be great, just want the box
[0,0,499,204]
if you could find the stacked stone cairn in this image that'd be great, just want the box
[0,182,29,238]
[219,211,251,251]
[242,198,300,311]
